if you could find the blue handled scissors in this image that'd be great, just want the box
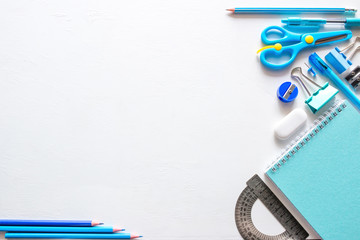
[258,26,352,70]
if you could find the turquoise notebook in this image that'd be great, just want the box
[266,100,360,240]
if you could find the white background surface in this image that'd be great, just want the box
[0,1,359,240]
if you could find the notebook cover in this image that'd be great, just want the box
[266,101,360,240]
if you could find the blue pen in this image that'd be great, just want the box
[0,219,102,227]
[309,53,360,110]
[5,233,142,239]
[282,17,360,27]
[0,226,124,233]
[226,8,357,14]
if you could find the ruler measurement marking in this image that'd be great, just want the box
[235,175,309,240]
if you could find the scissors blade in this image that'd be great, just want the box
[315,34,349,45]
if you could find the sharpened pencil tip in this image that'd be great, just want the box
[226,8,235,12]
[130,234,142,239]
[91,220,104,226]
[113,227,125,232]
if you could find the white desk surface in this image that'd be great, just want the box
[0,0,359,239]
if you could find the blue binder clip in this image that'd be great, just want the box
[291,67,339,113]
[325,36,360,74]
[325,47,352,74]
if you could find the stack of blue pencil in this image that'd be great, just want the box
[0,219,142,239]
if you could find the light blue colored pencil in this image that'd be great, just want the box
[5,233,142,239]
[0,225,124,233]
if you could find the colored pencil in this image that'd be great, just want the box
[0,226,124,233]
[5,233,142,239]
[226,8,357,14]
[0,220,102,227]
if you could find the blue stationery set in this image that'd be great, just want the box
[228,6,360,240]
[266,100,360,240]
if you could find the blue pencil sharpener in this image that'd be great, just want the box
[277,81,298,103]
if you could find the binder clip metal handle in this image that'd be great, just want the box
[291,67,339,113]
[340,36,360,60]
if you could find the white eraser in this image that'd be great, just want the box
[274,108,307,140]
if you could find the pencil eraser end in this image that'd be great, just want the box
[274,108,307,140]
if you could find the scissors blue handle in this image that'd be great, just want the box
[259,26,352,70]
[261,26,302,44]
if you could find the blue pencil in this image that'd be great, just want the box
[0,219,102,227]
[226,7,357,14]
[0,226,124,233]
[5,233,142,239]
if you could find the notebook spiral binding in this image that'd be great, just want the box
[268,100,347,173]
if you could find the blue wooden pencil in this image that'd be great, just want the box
[5,233,142,239]
[0,225,124,233]
[226,7,357,14]
[0,219,102,227]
